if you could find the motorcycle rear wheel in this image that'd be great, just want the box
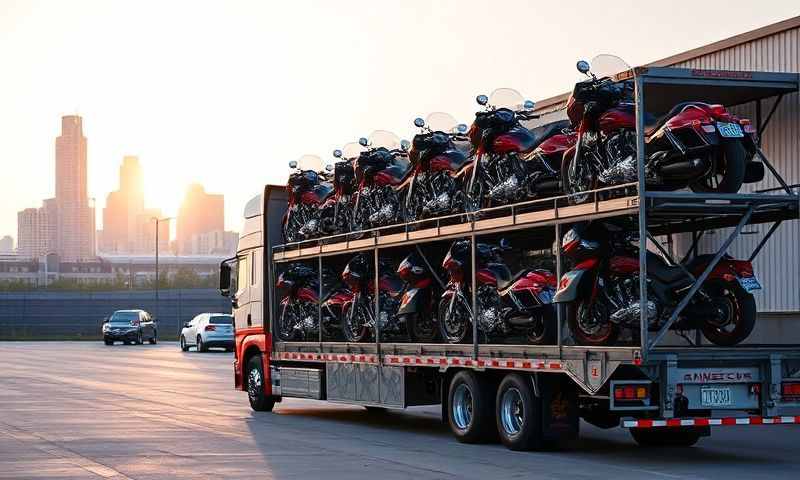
[525,307,556,345]
[689,139,746,194]
[404,312,438,343]
[566,299,619,346]
[700,281,756,346]
[343,301,372,343]
[277,301,302,342]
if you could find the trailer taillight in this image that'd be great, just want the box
[782,382,800,399]
[614,385,649,400]
[610,381,654,410]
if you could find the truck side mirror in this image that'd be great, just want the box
[219,262,232,297]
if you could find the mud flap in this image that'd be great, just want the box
[539,374,579,448]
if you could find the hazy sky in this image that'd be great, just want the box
[1,0,798,240]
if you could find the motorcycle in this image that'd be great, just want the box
[464,88,570,210]
[553,221,759,346]
[340,253,407,342]
[350,131,412,232]
[276,263,350,341]
[438,239,557,344]
[403,112,471,222]
[396,249,441,342]
[562,54,762,203]
[282,155,333,243]
[317,142,365,237]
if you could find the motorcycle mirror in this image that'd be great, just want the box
[400,139,411,151]
[476,94,488,106]
[457,123,468,133]
[358,137,368,147]
[576,60,591,74]
[499,238,511,250]
[523,100,535,111]
[413,117,425,128]
[288,160,298,169]
[332,149,342,158]
[325,164,334,172]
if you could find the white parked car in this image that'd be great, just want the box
[180,313,234,352]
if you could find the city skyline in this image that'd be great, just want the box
[2,2,797,241]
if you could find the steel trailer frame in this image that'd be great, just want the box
[265,66,800,416]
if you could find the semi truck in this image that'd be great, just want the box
[219,65,800,450]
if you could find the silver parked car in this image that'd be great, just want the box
[180,313,234,352]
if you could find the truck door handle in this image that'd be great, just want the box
[247,314,252,326]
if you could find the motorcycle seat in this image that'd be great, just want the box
[527,120,571,151]
[644,101,710,136]
[646,252,692,287]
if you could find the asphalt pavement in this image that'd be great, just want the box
[1,342,798,479]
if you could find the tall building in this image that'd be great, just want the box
[190,230,238,255]
[55,115,95,261]
[101,156,164,254]
[17,206,55,258]
[0,235,14,253]
[177,184,224,254]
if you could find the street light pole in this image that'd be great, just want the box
[152,217,173,321]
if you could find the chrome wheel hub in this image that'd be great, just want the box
[452,384,474,430]
[500,387,524,436]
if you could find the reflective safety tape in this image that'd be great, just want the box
[272,351,563,371]
[622,416,800,428]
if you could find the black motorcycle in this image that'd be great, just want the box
[283,155,332,243]
[276,263,347,341]
[396,249,441,342]
[317,142,363,237]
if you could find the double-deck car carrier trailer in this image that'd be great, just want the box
[220,66,800,450]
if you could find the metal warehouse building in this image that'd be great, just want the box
[534,16,799,342]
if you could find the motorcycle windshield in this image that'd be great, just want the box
[489,88,525,110]
[368,130,401,150]
[341,142,365,160]
[296,154,324,172]
[590,54,632,80]
[426,112,459,133]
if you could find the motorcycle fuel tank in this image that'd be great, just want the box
[598,106,636,134]
[492,125,537,154]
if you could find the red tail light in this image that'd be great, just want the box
[613,384,649,400]
[782,382,800,399]
[731,260,754,278]
[708,104,731,120]
[205,325,216,331]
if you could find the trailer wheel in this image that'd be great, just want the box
[447,371,495,443]
[495,374,543,451]
[630,427,702,447]
[246,355,275,412]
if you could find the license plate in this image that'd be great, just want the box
[737,276,762,293]
[701,387,732,407]
[717,122,744,138]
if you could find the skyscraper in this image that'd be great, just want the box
[55,115,95,261]
[0,235,14,254]
[177,184,224,254]
[17,206,54,258]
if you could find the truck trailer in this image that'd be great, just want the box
[219,65,800,450]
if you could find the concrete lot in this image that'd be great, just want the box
[0,342,798,480]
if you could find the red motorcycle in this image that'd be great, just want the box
[553,221,759,346]
[463,88,573,210]
[282,155,332,243]
[340,253,406,342]
[403,112,471,222]
[276,263,349,341]
[438,239,557,344]
[317,142,364,237]
[562,55,762,202]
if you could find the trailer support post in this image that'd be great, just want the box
[318,255,323,345]
[634,73,649,358]
[555,222,563,352]
[471,230,478,360]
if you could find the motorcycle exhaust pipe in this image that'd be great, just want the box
[656,157,709,179]
[533,179,561,193]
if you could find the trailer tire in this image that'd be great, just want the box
[447,371,496,443]
[246,355,275,412]
[630,427,702,447]
[495,374,543,451]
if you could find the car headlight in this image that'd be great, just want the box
[102,324,110,332]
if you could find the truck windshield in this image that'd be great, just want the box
[109,312,138,323]
[210,315,233,325]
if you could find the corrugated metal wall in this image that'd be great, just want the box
[666,27,799,313]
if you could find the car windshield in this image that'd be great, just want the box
[210,315,233,325]
[368,130,400,150]
[109,312,138,323]
[489,88,524,110]
[590,54,632,79]
[426,112,459,133]
[341,142,365,160]
[296,154,323,172]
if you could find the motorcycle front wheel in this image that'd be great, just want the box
[561,151,597,205]
[700,281,756,346]
[689,139,746,194]
[277,301,302,342]
[342,300,372,343]
[438,295,473,344]
[403,312,438,343]
[566,299,619,346]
